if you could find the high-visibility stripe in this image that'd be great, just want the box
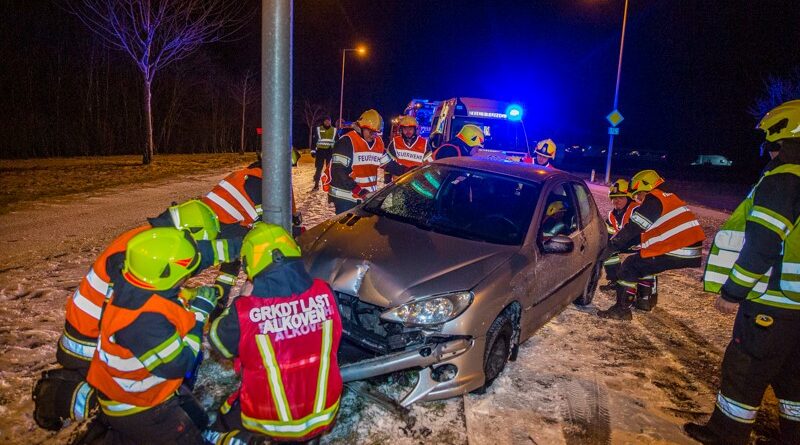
[783,262,800,275]
[240,400,339,438]
[331,154,350,167]
[630,212,652,229]
[708,248,740,269]
[99,347,145,372]
[618,280,637,289]
[71,381,94,421]
[210,313,234,359]
[753,292,800,307]
[603,256,621,266]
[219,180,258,221]
[704,270,729,286]
[206,192,246,222]
[169,207,182,230]
[714,229,745,251]
[97,397,153,416]
[185,335,201,355]
[779,399,800,421]
[748,208,792,238]
[313,320,333,413]
[716,392,758,423]
[216,273,237,285]
[354,176,378,184]
[666,246,703,258]
[329,187,357,202]
[731,264,760,285]
[86,268,110,296]
[73,289,103,320]
[111,374,167,393]
[649,206,691,231]
[640,221,701,249]
[782,280,800,293]
[59,334,96,360]
[215,240,228,263]
[255,334,292,422]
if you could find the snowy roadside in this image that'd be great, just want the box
[0,159,748,444]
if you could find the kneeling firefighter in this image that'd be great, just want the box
[600,179,645,291]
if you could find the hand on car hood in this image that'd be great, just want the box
[298,211,517,308]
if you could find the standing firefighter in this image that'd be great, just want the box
[206,223,343,444]
[685,100,800,445]
[523,138,557,168]
[597,170,705,320]
[601,179,640,290]
[86,227,222,443]
[381,115,432,182]
[431,124,484,160]
[311,116,337,191]
[327,109,385,213]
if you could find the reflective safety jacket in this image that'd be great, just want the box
[314,126,337,150]
[383,136,431,168]
[87,290,202,415]
[704,162,800,309]
[633,189,705,258]
[211,278,342,441]
[59,225,150,365]
[329,132,385,202]
[203,167,263,226]
[607,201,638,235]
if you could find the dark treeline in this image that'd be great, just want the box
[0,1,260,159]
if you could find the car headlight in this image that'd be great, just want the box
[380,291,474,326]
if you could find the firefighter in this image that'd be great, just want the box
[597,170,705,320]
[206,223,343,444]
[432,124,484,160]
[685,100,800,445]
[600,179,640,291]
[327,109,385,213]
[381,115,432,182]
[86,227,221,443]
[523,139,557,168]
[311,116,337,191]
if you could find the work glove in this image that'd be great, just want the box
[352,186,369,200]
[185,285,221,322]
[310,149,317,158]
[292,212,303,226]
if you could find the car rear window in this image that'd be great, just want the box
[363,165,540,245]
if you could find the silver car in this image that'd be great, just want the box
[298,157,606,406]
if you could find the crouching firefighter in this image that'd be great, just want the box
[600,179,646,291]
[597,170,705,320]
[685,100,800,445]
[86,227,226,443]
[206,223,343,444]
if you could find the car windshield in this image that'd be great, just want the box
[451,117,528,153]
[363,164,540,245]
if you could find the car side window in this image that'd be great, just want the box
[571,182,595,228]
[539,183,579,239]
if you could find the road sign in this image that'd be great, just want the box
[608,127,620,135]
[606,110,624,127]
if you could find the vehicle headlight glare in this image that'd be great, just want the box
[380,291,473,326]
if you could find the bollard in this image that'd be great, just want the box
[590,169,596,183]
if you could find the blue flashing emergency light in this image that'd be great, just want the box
[506,104,523,121]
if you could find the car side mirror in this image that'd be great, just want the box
[542,235,574,254]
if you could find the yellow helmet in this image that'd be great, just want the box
[535,139,557,159]
[608,179,631,198]
[630,170,664,194]
[356,109,383,132]
[123,228,200,291]
[241,222,302,278]
[398,115,418,127]
[169,200,220,241]
[757,100,800,142]
[546,201,566,217]
[456,124,485,148]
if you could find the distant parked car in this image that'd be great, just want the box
[691,154,733,167]
[298,157,607,406]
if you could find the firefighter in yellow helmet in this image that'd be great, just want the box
[381,115,432,182]
[600,179,640,290]
[327,109,385,213]
[685,100,800,444]
[541,200,569,237]
[524,139,557,168]
[433,124,484,160]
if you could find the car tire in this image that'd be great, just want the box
[574,260,602,306]
[475,314,513,393]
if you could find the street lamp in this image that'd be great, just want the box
[338,45,367,128]
[604,0,630,184]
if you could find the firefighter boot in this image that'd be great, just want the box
[634,276,658,311]
[597,285,634,320]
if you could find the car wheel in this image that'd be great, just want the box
[574,260,602,306]
[479,314,513,391]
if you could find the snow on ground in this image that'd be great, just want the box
[0,158,767,444]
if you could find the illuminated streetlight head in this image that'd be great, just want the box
[356,46,367,55]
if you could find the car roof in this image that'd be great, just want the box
[434,156,576,184]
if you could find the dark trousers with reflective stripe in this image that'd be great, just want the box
[312,149,333,185]
[215,399,322,445]
[618,253,701,283]
[706,301,800,444]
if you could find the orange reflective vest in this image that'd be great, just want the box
[203,167,262,226]
[638,189,705,258]
[608,204,638,233]
[390,136,429,167]
[87,294,196,411]
[347,132,384,192]
[60,225,150,363]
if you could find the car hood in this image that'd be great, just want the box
[299,211,517,308]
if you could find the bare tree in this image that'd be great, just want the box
[303,100,326,149]
[231,69,257,154]
[750,66,800,119]
[67,0,251,164]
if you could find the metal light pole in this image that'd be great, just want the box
[261,0,293,231]
[604,0,630,184]
[338,47,365,126]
